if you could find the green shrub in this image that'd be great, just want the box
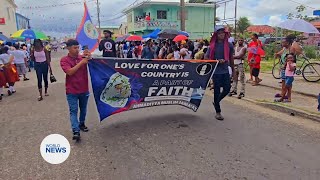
[264,42,281,60]
[303,45,318,59]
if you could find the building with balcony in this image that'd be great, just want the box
[0,0,18,36]
[123,1,215,39]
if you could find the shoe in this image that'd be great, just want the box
[12,90,16,94]
[215,113,224,121]
[7,90,12,96]
[23,78,29,81]
[228,91,237,97]
[79,123,89,132]
[1,94,3,97]
[0,96,2,102]
[274,93,281,98]
[72,132,81,141]
[238,93,245,99]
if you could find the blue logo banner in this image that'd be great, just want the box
[76,2,100,52]
[88,58,216,121]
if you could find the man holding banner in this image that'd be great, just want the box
[205,26,235,121]
[60,39,91,141]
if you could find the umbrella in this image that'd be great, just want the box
[11,29,48,40]
[0,34,9,41]
[173,35,188,42]
[126,35,143,42]
[142,28,161,39]
[179,31,190,37]
[277,19,320,34]
[158,29,180,39]
[115,34,130,42]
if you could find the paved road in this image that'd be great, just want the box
[1,50,320,180]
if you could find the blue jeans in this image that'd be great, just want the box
[66,92,90,132]
[213,73,231,113]
[318,94,320,111]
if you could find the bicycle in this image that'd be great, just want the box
[272,55,320,82]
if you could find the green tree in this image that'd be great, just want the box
[237,17,251,35]
[287,5,317,22]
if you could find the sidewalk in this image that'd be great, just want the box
[226,73,320,121]
[253,73,319,98]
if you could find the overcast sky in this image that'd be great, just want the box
[15,0,319,37]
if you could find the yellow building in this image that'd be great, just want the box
[0,0,17,37]
[97,25,121,37]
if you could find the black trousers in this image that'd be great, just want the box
[35,62,49,90]
[213,73,231,113]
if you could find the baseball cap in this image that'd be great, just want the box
[103,30,114,34]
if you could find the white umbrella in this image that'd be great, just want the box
[276,19,319,34]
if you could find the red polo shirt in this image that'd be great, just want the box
[60,54,89,94]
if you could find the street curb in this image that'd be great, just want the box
[240,97,320,123]
[257,83,318,98]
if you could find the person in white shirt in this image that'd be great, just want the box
[12,44,29,81]
[173,46,180,60]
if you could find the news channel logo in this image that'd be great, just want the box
[40,134,71,164]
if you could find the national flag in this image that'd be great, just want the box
[76,2,100,52]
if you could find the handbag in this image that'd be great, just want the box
[50,73,57,83]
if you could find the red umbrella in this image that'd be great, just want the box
[173,35,188,42]
[126,35,143,41]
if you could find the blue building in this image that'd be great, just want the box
[16,13,30,30]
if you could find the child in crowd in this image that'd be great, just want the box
[276,53,296,102]
[250,53,262,86]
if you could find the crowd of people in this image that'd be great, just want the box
[0,39,54,102]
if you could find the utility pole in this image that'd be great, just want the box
[180,0,185,31]
[234,0,237,37]
[97,0,101,29]
[213,2,217,29]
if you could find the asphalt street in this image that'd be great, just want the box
[1,50,320,180]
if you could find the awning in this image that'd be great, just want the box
[142,28,161,39]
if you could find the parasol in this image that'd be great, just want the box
[173,35,188,42]
[126,35,143,42]
[11,29,48,40]
[277,19,320,34]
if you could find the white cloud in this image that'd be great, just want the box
[268,15,283,26]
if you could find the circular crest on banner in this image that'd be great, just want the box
[84,20,99,39]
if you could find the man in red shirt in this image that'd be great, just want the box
[60,39,91,141]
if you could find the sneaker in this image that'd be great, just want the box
[23,78,30,81]
[238,93,245,99]
[1,94,3,96]
[215,113,224,121]
[7,90,12,96]
[72,132,81,140]
[79,123,89,132]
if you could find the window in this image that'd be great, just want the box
[7,8,11,20]
[157,10,167,19]
[127,13,132,23]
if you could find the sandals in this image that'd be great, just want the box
[45,93,49,97]
[38,96,43,101]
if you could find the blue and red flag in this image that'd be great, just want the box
[76,2,100,52]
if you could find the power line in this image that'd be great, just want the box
[287,0,315,9]
[18,0,95,9]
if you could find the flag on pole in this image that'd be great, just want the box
[76,2,100,52]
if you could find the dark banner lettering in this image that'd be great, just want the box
[88,58,217,121]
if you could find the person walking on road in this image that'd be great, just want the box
[99,30,116,57]
[31,39,52,101]
[0,46,17,96]
[229,37,247,98]
[60,39,91,141]
[205,26,235,121]
[12,44,29,81]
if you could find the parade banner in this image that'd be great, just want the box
[88,58,218,121]
[76,2,100,52]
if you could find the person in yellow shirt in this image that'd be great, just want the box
[194,42,205,60]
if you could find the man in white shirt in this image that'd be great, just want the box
[12,44,29,81]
